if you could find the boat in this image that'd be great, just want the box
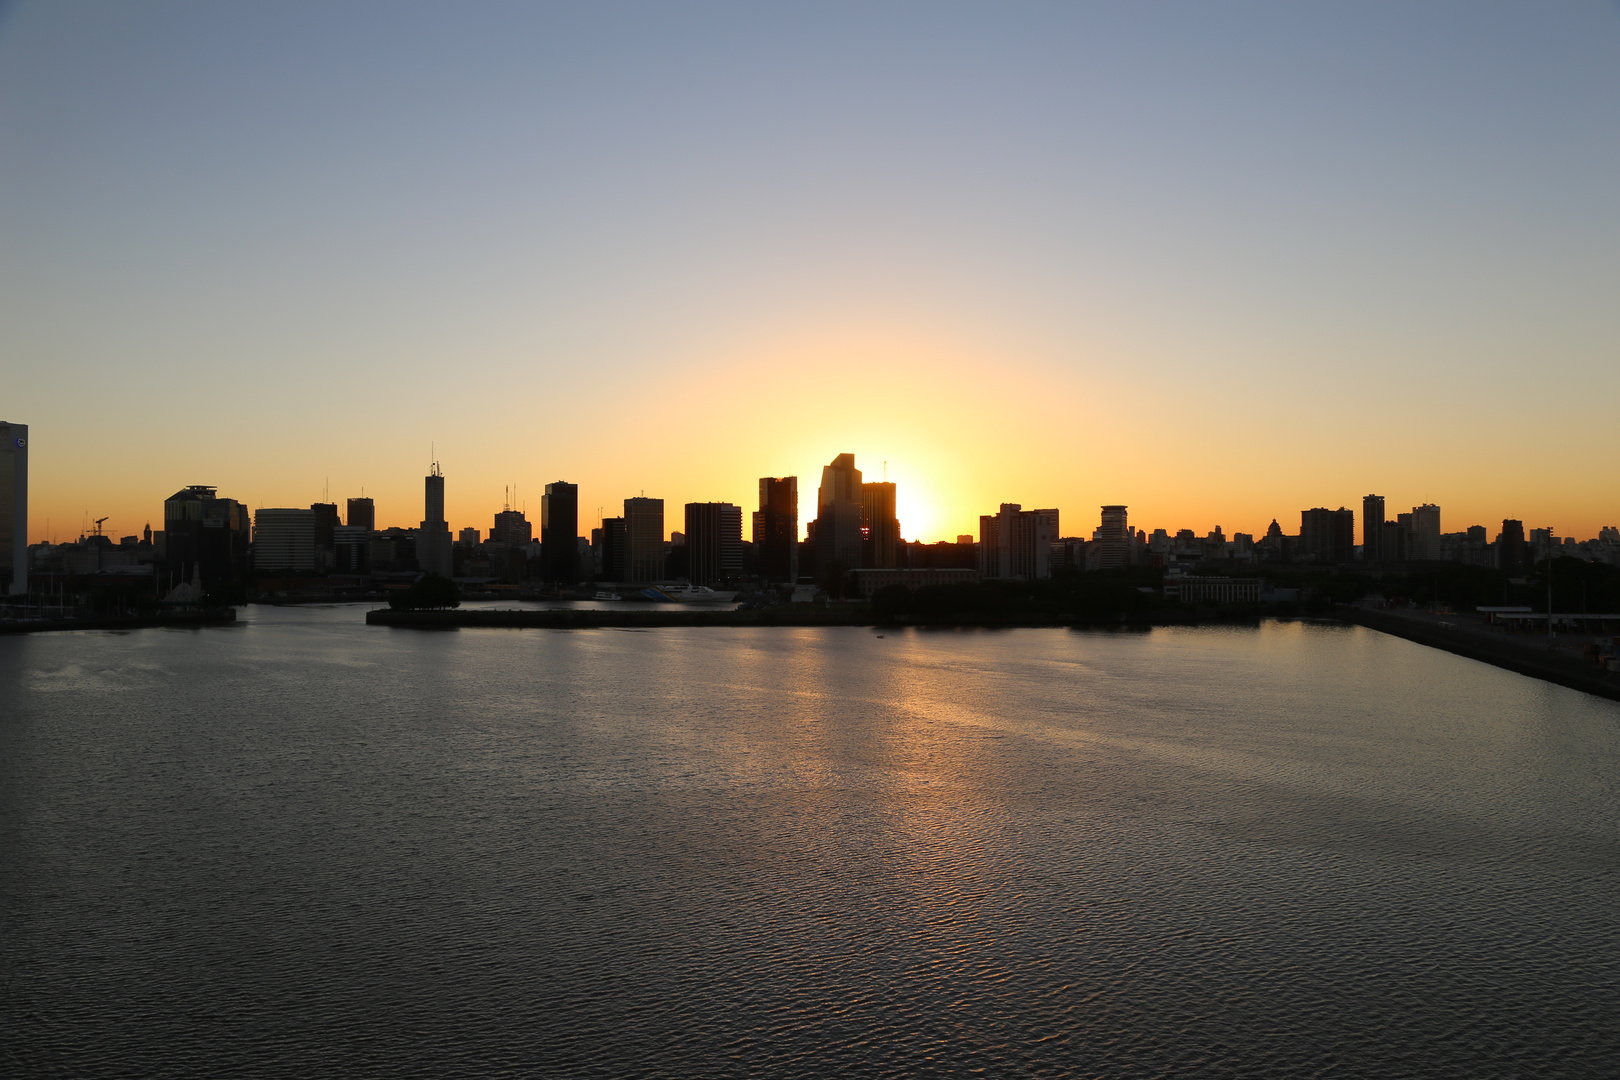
[651,584,738,603]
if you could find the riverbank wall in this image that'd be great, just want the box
[1342,607,1620,704]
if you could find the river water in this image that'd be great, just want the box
[3,606,1618,1077]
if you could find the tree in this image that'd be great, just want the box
[390,572,461,610]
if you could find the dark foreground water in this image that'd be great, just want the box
[3,607,1618,1078]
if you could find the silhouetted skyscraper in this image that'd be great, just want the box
[1300,507,1355,563]
[861,481,899,569]
[417,461,452,578]
[1410,504,1441,561]
[685,502,743,586]
[624,497,664,582]
[814,454,863,574]
[163,484,251,586]
[1362,494,1385,562]
[0,420,26,594]
[1499,519,1528,573]
[347,497,375,531]
[542,481,579,583]
[979,504,1058,579]
[1097,505,1130,569]
[601,516,627,581]
[753,476,798,582]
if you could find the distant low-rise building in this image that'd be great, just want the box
[850,567,981,598]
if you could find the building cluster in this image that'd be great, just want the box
[3,419,1618,603]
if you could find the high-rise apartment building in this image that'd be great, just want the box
[1499,519,1528,572]
[1410,504,1441,561]
[417,462,453,578]
[685,502,743,586]
[813,454,864,573]
[542,481,579,583]
[1362,494,1385,562]
[0,420,26,594]
[1300,507,1355,563]
[346,497,375,531]
[979,504,1058,580]
[624,497,664,582]
[861,481,899,569]
[753,476,798,582]
[1097,505,1131,569]
[312,502,339,571]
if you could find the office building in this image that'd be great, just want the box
[1410,504,1441,561]
[849,567,980,598]
[163,485,251,586]
[979,504,1058,580]
[333,524,370,573]
[1362,495,1385,562]
[312,502,339,571]
[0,420,25,594]
[1300,507,1355,564]
[254,508,317,573]
[416,462,453,578]
[624,497,664,582]
[542,481,579,583]
[753,476,798,582]
[813,454,864,573]
[861,481,899,569]
[347,497,375,531]
[685,502,743,586]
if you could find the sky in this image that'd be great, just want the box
[3,1,1617,544]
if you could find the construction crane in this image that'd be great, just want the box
[93,516,109,537]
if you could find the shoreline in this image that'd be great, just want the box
[0,609,239,635]
[1342,606,1620,704]
[363,607,1251,631]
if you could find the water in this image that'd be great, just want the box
[4,606,1618,1077]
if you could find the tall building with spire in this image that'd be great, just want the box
[417,459,453,578]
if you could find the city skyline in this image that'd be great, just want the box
[4,4,1618,543]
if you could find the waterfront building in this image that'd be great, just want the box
[0,420,25,594]
[416,462,453,578]
[542,481,579,583]
[979,504,1058,580]
[162,485,251,586]
[346,496,375,531]
[624,497,664,582]
[254,508,317,573]
[753,476,798,582]
[1164,576,1263,604]
[1300,507,1355,564]
[1362,494,1385,562]
[813,454,864,575]
[861,482,899,569]
[312,502,339,572]
[685,502,743,586]
[849,567,981,598]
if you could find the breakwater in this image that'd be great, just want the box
[1343,606,1620,703]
